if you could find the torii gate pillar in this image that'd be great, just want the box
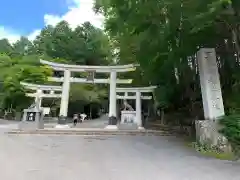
[108,71,117,125]
[59,69,71,124]
[135,91,142,127]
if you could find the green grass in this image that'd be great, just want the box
[185,142,235,161]
[200,150,235,160]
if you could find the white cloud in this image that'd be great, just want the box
[0,26,21,43]
[28,29,41,41]
[0,0,104,43]
[44,0,104,29]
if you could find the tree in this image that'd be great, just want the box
[94,0,240,122]
[0,20,112,117]
[12,36,33,57]
[0,39,12,55]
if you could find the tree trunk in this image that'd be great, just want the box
[160,108,164,125]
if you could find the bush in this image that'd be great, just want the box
[219,114,240,157]
[190,142,235,160]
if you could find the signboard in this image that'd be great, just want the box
[85,70,95,82]
[26,112,36,121]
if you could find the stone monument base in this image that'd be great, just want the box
[58,116,67,124]
[121,111,136,124]
[105,125,118,130]
[118,123,138,130]
[108,116,118,125]
[19,108,44,130]
[195,120,231,153]
[55,124,71,129]
[119,111,140,130]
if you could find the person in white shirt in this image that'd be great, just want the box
[80,113,87,122]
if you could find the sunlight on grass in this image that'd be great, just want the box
[185,142,235,161]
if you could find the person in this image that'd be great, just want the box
[80,113,87,122]
[73,113,78,126]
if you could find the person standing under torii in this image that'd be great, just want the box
[73,113,79,126]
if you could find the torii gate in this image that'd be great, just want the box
[40,59,137,127]
[116,86,157,129]
[20,82,62,109]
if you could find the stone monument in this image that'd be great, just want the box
[195,48,230,151]
[119,99,138,129]
[121,100,136,123]
[121,110,136,122]
[19,103,44,130]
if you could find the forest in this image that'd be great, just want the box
[0,21,112,119]
[92,0,240,119]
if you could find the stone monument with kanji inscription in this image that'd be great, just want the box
[18,103,44,130]
[195,48,230,152]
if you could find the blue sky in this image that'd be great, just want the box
[0,0,69,35]
[0,0,104,43]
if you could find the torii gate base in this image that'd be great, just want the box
[105,125,118,130]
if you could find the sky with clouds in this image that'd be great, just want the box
[0,0,104,43]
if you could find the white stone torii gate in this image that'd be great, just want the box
[116,95,152,100]
[116,86,156,128]
[20,82,62,109]
[48,77,132,84]
[40,59,137,126]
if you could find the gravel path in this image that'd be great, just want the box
[0,132,239,180]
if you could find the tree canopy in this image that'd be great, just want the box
[0,21,111,117]
[94,0,240,121]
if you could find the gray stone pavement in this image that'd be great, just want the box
[0,115,108,129]
[0,132,240,180]
[75,115,109,128]
[0,117,240,179]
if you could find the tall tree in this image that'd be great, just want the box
[94,0,240,120]
[0,39,12,55]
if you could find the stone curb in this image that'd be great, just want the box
[6,130,173,136]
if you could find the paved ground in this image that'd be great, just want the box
[0,133,239,179]
[75,116,108,128]
[0,118,240,180]
[0,115,108,129]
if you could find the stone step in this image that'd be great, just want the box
[6,129,172,136]
[118,123,139,130]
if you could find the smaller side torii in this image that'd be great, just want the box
[20,82,62,109]
[116,86,156,129]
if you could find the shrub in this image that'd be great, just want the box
[219,114,240,157]
[191,142,235,160]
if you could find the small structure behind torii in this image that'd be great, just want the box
[20,82,62,109]
[116,86,157,129]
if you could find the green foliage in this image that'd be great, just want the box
[0,20,111,115]
[69,84,107,103]
[33,21,112,65]
[0,39,13,55]
[190,142,235,160]
[2,76,28,111]
[94,0,240,121]
[219,114,240,156]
